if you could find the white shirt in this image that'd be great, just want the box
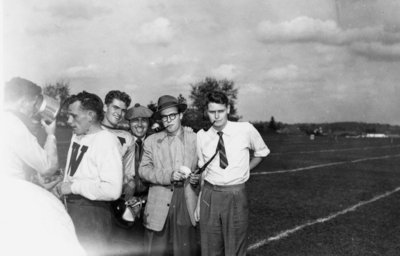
[197,121,270,185]
[2,111,58,180]
[0,177,86,256]
[101,125,135,183]
[64,130,123,201]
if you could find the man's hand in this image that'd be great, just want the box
[183,126,194,133]
[56,181,73,196]
[123,180,136,200]
[41,119,56,136]
[171,170,186,182]
[188,173,200,186]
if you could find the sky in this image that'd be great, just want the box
[3,0,400,125]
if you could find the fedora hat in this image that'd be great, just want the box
[125,103,153,120]
[154,95,187,120]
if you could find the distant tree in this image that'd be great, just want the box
[43,80,71,125]
[43,80,70,105]
[147,101,157,113]
[268,116,278,131]
[177,94,187,105]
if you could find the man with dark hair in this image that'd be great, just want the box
[139,95,200,256]
[101,90,136,197]
[3,77,59,180]
[195,91,270,256]
[56,91,123,255]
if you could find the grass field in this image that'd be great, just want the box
[248,135,400,256]
[56,128,400,255]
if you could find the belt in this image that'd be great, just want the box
[204,180,245,191]
[65,194,110,208]
[172,181,184,187]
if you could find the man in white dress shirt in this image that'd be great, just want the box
[56,91,123,256]
[196,91,270,256]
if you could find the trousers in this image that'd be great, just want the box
[200,181,248,256]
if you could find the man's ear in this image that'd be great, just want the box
[103,104,108,113]
[227,105,231,114]
[88,110,96,122]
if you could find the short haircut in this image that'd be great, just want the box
[4,77,42,102]
[206,91,229,107]
[66,91,104,121]
[104,90,131,107]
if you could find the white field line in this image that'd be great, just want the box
[247,186,400,251]
[270,144,400,155]
[251,154,400,176]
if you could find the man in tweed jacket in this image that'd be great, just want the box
[139,95,200,256]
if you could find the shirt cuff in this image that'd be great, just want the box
[254,147,270,157]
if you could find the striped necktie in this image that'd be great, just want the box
[217,131,228,169]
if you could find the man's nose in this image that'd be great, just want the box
[215,112,219,119]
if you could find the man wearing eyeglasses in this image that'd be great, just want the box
[139,95,200,256]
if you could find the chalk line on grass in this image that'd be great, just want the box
[252,153,400,176]
[247,186,400,251]
[270,144,400,155]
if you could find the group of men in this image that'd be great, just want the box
[3,77,270,256]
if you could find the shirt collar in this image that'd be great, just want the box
[160,127,184,142]
[211,121,233,136]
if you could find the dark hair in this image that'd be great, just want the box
[206,91,229,107]
[66,91,104,121]
[4,77,42,102]
[104,90,131,107]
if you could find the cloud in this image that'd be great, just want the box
[256,16,400,45]
[350,42,400,61]
[149,54,198,67]
[211,64,238,80]
[134,17,174,45]
[63,64,101,78]
[48,1,111,20]
[264,64,300,81]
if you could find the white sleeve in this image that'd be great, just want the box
[248,123,270,157]
[6,118,58,175]
[71,134,123,201]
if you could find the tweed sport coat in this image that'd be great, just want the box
[138,128,199,232]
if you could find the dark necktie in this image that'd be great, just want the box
[217,131,228,169]
[135,139,143,173]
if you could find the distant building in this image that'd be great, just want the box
[362,133,388,138]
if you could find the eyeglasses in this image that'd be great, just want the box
[160,112,179,122]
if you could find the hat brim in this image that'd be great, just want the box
[153,103,187,120]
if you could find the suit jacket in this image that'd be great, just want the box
[139,128,199,231]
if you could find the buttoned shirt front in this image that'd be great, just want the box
[197,121,270,185]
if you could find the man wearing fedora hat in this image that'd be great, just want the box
[139,95,200,256]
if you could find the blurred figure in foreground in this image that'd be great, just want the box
[0,176,86,256]
[2,77,59,181]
